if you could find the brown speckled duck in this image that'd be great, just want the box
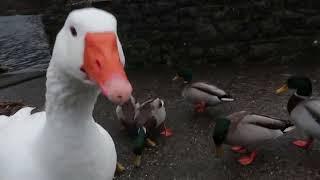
[0,101,26,116]
[172,68,234,113]
[212,111,293,165]
[276,76,314,149]
[116,96,140,135]
[116,97,172,167]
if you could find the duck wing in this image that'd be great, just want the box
[116,96,137,123]
[226,111,289,148]
[243,114,292,131]
[290,98,320,139]
[304,99,320,125]
[227,111,251,132]
[191,82,226,96]
[190,82,234,101]
[135,100,153,127]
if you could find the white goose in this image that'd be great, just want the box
[0,8,132,180]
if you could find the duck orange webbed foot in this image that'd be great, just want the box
[292,139,313,149]
[194,101,206,113]
[160,128,173,137]
[237,151,257,166]
[160,123,173,137]
[231,146,247,153]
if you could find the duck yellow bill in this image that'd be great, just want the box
[215,145,224,157]
[276,84,289,94]
[172,74,180,81]
[133,155,142,167]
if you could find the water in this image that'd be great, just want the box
[0,15,51,72]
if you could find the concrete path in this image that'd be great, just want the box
[0,64,319,179]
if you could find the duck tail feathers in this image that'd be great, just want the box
[283,126,296,133]
[220,94,234,102]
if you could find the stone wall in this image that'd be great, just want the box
[0,0,47,15]
[42,0,320,67]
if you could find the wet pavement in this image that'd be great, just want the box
[0,64,319,179]
[0,15,50,72]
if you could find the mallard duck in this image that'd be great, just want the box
[116,97,172,167]
[276,76,312,113]
[172,68,234,113]
[276,76,314,148]
[212,111,293,165]
[289,98,320,149]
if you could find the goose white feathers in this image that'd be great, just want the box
[0,8,132,180]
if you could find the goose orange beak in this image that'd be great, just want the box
[82,32,132,105]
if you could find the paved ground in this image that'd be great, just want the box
[0,64,319,180]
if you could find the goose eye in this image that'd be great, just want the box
[70,26,77,37]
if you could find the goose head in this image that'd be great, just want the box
[51,8,132,105]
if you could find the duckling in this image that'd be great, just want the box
[172,68,234,113]
[276,76,313,148]
[212,111,293,165]
[116,97,172,167]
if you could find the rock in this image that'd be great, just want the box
[208,45,240,61]
[260,18,284,36]
[0,65,9,74]
[249,43,277,59]
[178,7,198,18]
[196,24,217,40]
[238,22,259,41]
[189,47,203,58]
[41,0,320,66]
[276,10,306,27]
[218,21,243,40]
[232,56,246,64]
[307,15,320,28]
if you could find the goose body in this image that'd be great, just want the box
[0,8,132,180]
[213,111,292,165]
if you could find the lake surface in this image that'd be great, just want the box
[0,15,50,72]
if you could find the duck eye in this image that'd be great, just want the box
[70,26,77,37]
